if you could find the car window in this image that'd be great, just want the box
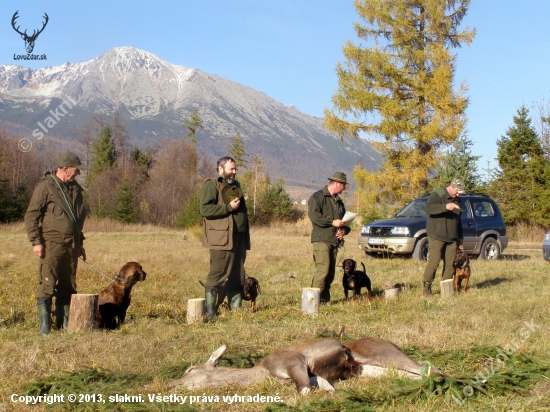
[459,198,470,217]
[471,200,494,218]
[395,198,427,217]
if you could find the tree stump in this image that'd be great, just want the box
[67,294,98,333]
[187,298,205,324]
[301,288,321,314]
[440,279,455,298]
[384,287,400,299]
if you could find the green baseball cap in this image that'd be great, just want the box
[57,152,84,168]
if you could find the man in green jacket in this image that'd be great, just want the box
[422,178,465,296]
[199,156,250,318]
[24,152,87,334]
[308,172,350,303]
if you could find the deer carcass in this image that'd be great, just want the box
[343,337,444,379]
[168,338,361,394]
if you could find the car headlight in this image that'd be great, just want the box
[545,232,550,241]
[361,226,371,235]
[392,227,410,235]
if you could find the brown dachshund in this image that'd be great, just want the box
[453,246,471,293]
[243,277,260,311]
[97,262,146,329]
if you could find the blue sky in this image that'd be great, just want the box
[1,1,549,173]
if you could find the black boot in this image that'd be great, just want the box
[205,288,218,319]
[37,297,52,335]
[55,298,70,330]
[423,281,433,297]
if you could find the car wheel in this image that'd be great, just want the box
[412,237,429,261]
[478,237,500,260]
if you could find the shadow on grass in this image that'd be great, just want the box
[475,277,511,289]
[500,253,531,261]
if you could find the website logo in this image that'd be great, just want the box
[11,11,48,60]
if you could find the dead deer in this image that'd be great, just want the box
[168,338,361,394]
[343,337,444,379]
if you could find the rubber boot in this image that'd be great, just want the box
[227,289,242,310]
[55,298,70,330]
[205,288,218,319]
[423,281,433,297]
[37,297,52,335]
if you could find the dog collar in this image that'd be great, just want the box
[114,276,129,284]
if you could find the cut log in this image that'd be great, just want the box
[301,288,321,314]
[384,287,400,299]
[67,294,98,333]
[187,298,206,324]
[440,279,455,298]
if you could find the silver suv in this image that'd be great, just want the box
[358,194,508,261]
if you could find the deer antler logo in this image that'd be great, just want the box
[11,11,49,54]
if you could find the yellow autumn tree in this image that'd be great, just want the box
[325,0,475,220]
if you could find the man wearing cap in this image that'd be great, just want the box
[308,172,350,303]
[199,156,250,318]
[422,178,465,296]
[24,152,87,334]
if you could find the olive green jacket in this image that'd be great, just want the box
[24,171,86,247]
[425,187,463,242]
[199,175,250,251]
[308,186,350,246]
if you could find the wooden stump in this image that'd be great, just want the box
[440,279,455,298]
[67,294,98,333]
[384,287,400,299]
[302,288,321,314]
[187,298,205,324]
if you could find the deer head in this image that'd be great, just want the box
[11,11,49,53]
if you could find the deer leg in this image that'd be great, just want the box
[309,375,335,393]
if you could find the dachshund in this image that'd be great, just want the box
[342,259,372,299]
[453,245,471,293]
[243,276,261,311]
[97,262,146,329]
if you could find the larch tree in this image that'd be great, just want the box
[325,0,475,218]
[227,131,248,169]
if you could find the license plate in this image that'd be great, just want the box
[368,238,384,245]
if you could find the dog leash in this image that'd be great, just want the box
[78,257,127,284]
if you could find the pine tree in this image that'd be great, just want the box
[182,108,204,144]
[227,131,248,169]
[114,178,137,224]
[88,126,115,184]
[325,0,475,217]
[490,106,550,226]
[430,132,481,192]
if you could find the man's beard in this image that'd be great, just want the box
[222,172,235,184]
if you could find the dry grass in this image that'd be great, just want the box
[1,220,549,411]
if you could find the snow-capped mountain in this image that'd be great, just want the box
[0,47,381,185]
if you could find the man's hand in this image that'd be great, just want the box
[336,228,346,240]
[229,198,240,211]
[80,246,86,261]
[33,244,44,258]
[446,203,458,211]
[332,219,344,228]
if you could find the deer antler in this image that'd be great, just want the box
[11,11,26,37]
[29,13,49,40]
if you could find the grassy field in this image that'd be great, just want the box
[0,217,549,411]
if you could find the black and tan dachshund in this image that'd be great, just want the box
[342,259,372,299]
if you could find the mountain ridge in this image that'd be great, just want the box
[0,46,381,186]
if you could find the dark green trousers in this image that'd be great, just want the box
[205,232,247,290]
[36,240,79,300]
[422,237,457,282]
[311,242,339,302]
